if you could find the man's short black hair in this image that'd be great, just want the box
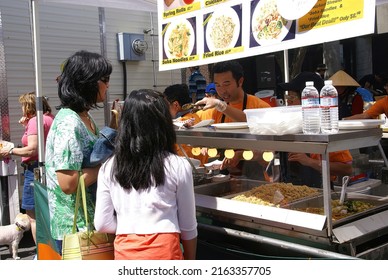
[163,84,191,106]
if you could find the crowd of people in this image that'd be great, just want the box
[2,50,388,260]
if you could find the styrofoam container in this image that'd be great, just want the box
[244,106,302,135]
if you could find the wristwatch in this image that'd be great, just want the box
[9,147,14,155]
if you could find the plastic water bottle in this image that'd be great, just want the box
[301,81,320,134]
[320,80,339,134]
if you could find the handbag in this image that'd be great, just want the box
[62,172,115,260]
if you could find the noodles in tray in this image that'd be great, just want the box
[167,22,191,58]
[253,0,287,40]
[210,15,236,49]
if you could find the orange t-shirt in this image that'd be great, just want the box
[365,96,388,118]
[175,112,208,165]
[310,150,353,181]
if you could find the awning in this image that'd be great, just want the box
[38,0,157,12]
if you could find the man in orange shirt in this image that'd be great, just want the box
[346,78,388,120]
[195,60,270,176]
[195,60,270,123]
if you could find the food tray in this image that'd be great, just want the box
[366,184,388,197]
[195,180,322,207]
[228,182,321,207]
[194,179,265,197]
[288,192,388,223]
[333,178,381,194]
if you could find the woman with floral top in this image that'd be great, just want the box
[45,50,112,255]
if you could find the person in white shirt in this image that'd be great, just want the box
[94,89,197,260]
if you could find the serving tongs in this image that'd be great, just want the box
[339,176,350,205]
[181,103,205,112]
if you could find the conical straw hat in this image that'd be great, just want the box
[329,70,360,87]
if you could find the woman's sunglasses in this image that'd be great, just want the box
[100,76,110,84]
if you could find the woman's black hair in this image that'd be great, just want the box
[58,50,112,112]
[113,89,177,190]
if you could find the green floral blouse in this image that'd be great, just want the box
[45,108,98,240]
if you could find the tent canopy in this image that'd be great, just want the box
[39,0,157,11]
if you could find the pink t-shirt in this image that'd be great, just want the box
[21,113,54,162]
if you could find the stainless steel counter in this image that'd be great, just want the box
[176,127,388,259]
[176,127,382,154]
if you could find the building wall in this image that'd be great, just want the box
[0,0,181,146]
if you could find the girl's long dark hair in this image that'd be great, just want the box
[113,89,176,190]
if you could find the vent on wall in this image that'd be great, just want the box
[117,33,148,61]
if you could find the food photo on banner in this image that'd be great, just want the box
[203,4,242,53]
[157,0,376,71]
[162,16,197,60]
[249,0,296,48]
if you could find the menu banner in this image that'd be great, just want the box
[158,0,376,71]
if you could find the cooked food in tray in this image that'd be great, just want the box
[231,182,319,207]
[294,200,376,220]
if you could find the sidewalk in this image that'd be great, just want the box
[0,229,36,260]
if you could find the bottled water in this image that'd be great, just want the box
[301,81,320,134]
[320,80,339,134]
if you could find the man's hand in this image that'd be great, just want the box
[195,97,227,112]
[288,153,313,166]
[220,150,243,170]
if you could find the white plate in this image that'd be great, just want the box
[338,119,385,130]
[211,122,248,130]
[205,7,240,51]
[212,174,230,182]
[164,19,195,59]
[276,0,318,20]
[0,140,14,151]
[204,159,223,170]
[191,119,214,128]
[251,0,292,46]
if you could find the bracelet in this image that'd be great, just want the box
[9,147,14,155]
[215,100,227,112]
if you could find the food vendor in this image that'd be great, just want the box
[195,60,270,123]
[195,60,270,179]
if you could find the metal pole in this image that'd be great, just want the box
[150,11,157,88]
[378,141,388,167]
[283,49,289,83]
[98,7,110,126]
[30,1,45,168]
[283,50,290,105]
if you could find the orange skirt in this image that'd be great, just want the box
[114,232,184,260]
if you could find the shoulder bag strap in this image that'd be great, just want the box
[72,171,90,234]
